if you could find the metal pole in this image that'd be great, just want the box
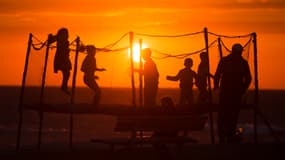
[139,39,143,108]
[129,32,136,108]
[139,39,144,139]
[252,32,258,144]
[69,36,80,150]
[16,33,33,151]
[217,37,223,59]
[204,27,215,144]
[37,34,51,150]
[252,33,280,143]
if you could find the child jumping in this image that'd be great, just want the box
[81,45,106,106]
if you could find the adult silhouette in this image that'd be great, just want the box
[214,43,252,143]
[142,48,159,107]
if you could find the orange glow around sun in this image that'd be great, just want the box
[129,43,148,63]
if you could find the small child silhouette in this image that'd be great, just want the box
[197,52,214,104]
[166,58,197,105]
[81,45,106,106]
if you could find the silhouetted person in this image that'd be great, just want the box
[166,58,197,105]
[81,45,106,106]
[49,28,71,94]
[214,43,251,144]
[161,96,176,112]
[196,52,214,104]
[142,48,159,107]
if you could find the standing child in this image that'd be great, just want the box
[81,45,106,106]
[166,58,197,105]
[196,52,213,104]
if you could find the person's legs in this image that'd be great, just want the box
[84,75,101,105]
[179,89,186,105]
[217,105,228,143]
[144,87,151,107]
[93,82,101,106]
[218,93,242,143]
[144,84,157,107]
[150,84,158,105]
[226,109,240,143]
[180,89,193,106]
[218,92,230,143]
[61,70,70,94]
[198,88,209,104]
[186,90,194,105]
[226,97,242,143]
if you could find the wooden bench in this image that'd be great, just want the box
[91,115,207,150]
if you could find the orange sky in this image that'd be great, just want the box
[0,0,285,89]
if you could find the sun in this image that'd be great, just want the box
[129,43,148,63]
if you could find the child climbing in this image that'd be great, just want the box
[48,28,72,94]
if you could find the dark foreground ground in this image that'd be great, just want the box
[1,144,285,160]
[1,87,285,159]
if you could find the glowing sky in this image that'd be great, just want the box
[0,0,285,89]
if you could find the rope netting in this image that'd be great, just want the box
[21,29,256,105]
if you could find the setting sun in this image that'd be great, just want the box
[129,43,148,63]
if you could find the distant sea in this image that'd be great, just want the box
[0,86,285,148]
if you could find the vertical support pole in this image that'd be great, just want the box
[139,39,143,108]
[37,34,51,150]
[129,32,136,108]
[217,37,223,59]
[139,39,144,138]
[204,27,215,144]
[69,36,80,150]
[16,33,33,151]
[252,32,258,144]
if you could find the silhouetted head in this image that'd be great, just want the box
[231,43,243,56]
[86,45,96,56]
[200,52,207,61]
[184,58,193,68]
[161,96,175,111]
[142,48,152,61]
[57,28,69,41]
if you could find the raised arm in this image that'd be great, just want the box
[48,34,57,44]
[96,68,106,72]
[166,71,181,81]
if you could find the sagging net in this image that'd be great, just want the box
[207,32,256,104]
[21,30,257,106]
[134,31,256,104]
[21,34,79,105]
[21,35,47,105]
